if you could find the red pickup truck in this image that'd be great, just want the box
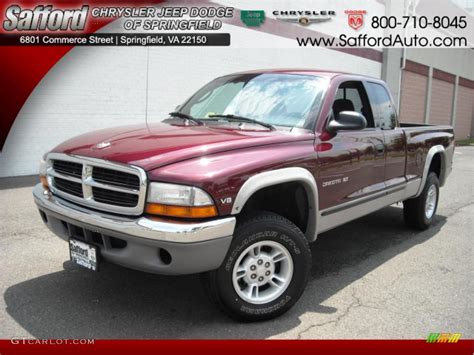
[34,69,454,321]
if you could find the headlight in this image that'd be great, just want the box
[145,182,217,218]
[39,153,49,189]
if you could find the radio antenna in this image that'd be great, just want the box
[145,47,150,129]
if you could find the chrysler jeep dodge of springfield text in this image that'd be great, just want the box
[34,70,454,321]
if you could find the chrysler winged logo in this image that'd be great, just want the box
[273,10,335,26]
[94,141,111,149]
[345,10,366,30]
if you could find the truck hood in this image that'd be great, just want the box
[52,122,314,171]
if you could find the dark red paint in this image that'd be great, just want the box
[52,122,315,171]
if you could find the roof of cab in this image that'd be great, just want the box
[228,68,345,77]
[227,68,377,80]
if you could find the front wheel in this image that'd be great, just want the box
[201,212,311,321]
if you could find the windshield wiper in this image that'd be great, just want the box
[169,112,203,126]
[208,114,275,130]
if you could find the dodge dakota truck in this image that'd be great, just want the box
[34,70,454,321]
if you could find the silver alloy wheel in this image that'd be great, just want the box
[232,240,294,305]
[425,184,437,219]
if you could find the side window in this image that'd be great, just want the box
[335,88,363,112]
[365,83,397,129]
[333,81,374,128]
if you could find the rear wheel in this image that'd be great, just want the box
[403,172,439,230]
[201,211,311,321]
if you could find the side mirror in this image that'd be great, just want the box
[327,111,367,132]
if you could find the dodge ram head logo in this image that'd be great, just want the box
[345,10,366,30]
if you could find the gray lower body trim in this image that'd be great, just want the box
[318,179,421,234]
[321,184,406,217]
[34,183,235,275]
[37,200,232,275]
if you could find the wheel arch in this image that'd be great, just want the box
[415,145,447,197]
[231,167,319,242]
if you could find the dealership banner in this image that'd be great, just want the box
[1,0,472,48]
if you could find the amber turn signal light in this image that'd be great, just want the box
[145,203,218,218]
[40,175,49,189]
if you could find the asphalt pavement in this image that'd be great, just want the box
[0,147,472,339]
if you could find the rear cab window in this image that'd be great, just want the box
[365,82,397,129]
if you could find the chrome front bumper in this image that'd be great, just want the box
[33,184,235,243]
[33,184,236,274]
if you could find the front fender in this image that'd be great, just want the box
[147,141,319,231]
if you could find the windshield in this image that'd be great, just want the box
[178,73,328,129]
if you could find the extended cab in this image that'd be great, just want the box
[34,70,454,321]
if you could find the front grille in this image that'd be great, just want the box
[53,160,83,178]
[92,187,139,207]
[47,153,146,215]
[92,167,140,190]
[54,177,84,197]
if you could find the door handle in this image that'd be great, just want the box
[375,144,385,156]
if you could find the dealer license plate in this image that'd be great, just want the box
[69,239,99,271]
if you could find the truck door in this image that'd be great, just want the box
[317,80,386,210]
[364,82,407,188]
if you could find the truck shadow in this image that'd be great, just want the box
[4,205,446,339]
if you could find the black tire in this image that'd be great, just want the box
[201,211,311,322]
[403,172,439,230]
